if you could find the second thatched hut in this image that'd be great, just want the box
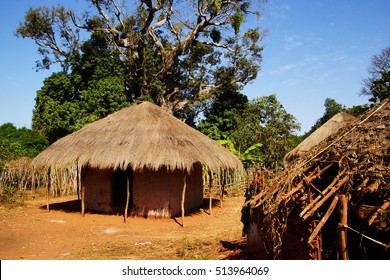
[246,99,389,259]
[33,101,243,220]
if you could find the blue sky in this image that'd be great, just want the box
[0,0,389,134]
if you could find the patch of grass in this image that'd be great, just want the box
[0,185,26,207]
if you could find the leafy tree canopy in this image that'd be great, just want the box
[197,85,248,140]
[361,46,390,103]
[231,95,300,170]
[305,98,370,138]
[0,123,48,167]
[32,33,129,143]
[16,0,265,116]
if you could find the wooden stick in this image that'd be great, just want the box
[181,173,187,227]
[300,171,345,219]
[46,167,51,212]
[208,169,213,216]
[338,194,349,260]
[76,162,80,201]
[308,195,339,244]
[368,198,390,226]
[220,169,225,208]
[302,175,350,221]
[80,166,88,217]
[81,183,85,217]
[124,168,130,223]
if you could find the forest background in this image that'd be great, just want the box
[0,0,389,173]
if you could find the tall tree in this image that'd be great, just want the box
[16,0,265,115]
[197,85,248,140]
[231,95,300,170]
[305,98,344,137]
[32,33,129,143]
[361,47,390,103]
[0,123,48,167]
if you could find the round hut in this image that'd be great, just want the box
[247,99,389,259]
[33,101,243,219]
[284,112,356,166]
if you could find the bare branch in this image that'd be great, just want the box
[197,39,234,52]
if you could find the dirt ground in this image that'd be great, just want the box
[0,194,249,260]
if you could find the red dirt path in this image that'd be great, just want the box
[0,195,247,260]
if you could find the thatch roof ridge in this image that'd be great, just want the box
[284,111,357,164]
[33,101,243,171]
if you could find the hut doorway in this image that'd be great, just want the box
[112,168,133,210]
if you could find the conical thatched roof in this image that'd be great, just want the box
[33,102,243,172]
[284,112,356,164]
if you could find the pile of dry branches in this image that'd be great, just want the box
[250,99,389,259]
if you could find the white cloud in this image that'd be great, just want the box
[271,64,297,74]
[284,35,302,50]
[282,78,300,86]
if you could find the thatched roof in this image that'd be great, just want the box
[33,102,243,172]
[284,112,356,165]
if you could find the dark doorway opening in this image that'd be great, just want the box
[112,168,133,209]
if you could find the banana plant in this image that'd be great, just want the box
[217,139,263,166]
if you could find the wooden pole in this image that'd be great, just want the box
[339,194,349,260]
[220,170,226,208]
[181,173,187,227]
[80,166,88,217]
[76,162,80,200]
[208,169,213,216]
[46,167,51,212]
[308,195,339,244]
[81,183,85,217]
[124,168,131,223]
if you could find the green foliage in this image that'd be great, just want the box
[198,87,248,140]
[368,70,390,103]
[15,6,79,69]
[230,12,244,35]
[16,0,265,116]
[305,98,371,139]
[305,98,345,137]
[217,139,262,167]
[361,47,390,103]
[32,33,129,142]
[231,95,300,170]
[0,123,48,168]
[0,184,18,205]
[345,104,370,117]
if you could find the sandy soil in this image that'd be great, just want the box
[0,195,249,260]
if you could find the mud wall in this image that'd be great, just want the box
[84,167,113,212]
[83,165,204,217]
[132,165,203,217]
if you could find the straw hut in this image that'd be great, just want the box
[284,112,356,165]
[246,99,389,259]
[33,101,242,220]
